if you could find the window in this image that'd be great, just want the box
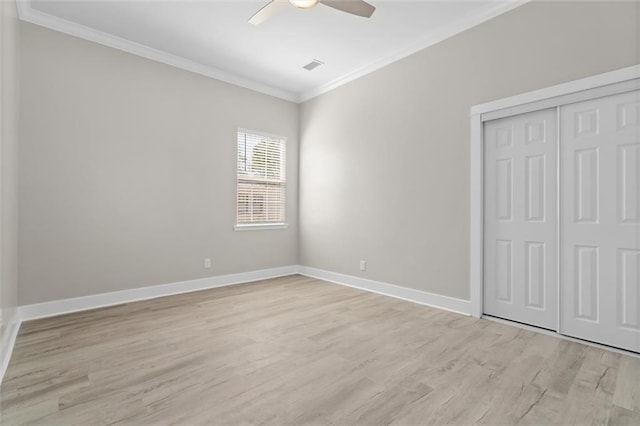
[236,129,286,229]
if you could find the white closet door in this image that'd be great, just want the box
[484,108,558,330]
[561,90,640,352]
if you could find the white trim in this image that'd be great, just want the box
[469,65,640,320]
[19,266,298,321]
[0,312,21,385]
[16,265,470,323]
[16,0,530,104]
[298,266,471,316]
[480,78,640,123]
[16,1,299,103]
[555,107,562,333]
[469,113,484,318]
[471,65,640,116]
[298,0,529,102]
[234,223,288,231]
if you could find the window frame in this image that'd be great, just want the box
[234,128,288,231]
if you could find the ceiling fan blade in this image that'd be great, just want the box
[248,1,288,26]
[319,0,376,18]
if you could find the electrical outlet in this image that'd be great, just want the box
[359,260,366,271]
[204,258,212,269]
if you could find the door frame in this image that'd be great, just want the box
[469,64,640,319]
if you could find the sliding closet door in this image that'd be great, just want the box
[561,90,640,352]
[484,108,558,330]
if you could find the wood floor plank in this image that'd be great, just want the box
[1,275,638,425]
[613,355,640,412]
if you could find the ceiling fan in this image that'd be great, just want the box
[249,0,376,25]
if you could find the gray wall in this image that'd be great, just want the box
[299,1,640,300]
[16,1,640,306]
[19,23,299,305]
[1,0,20,342]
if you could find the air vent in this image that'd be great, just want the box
[303,59,324,71]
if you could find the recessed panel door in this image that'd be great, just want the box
[561,90,640,352]
[484,108,558,330]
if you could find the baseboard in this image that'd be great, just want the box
[18,265,471,321]
[0,312,21,386]
[19,265,298,321]
[18,263,470,326]
[297,266,471,316]
[9,264,470,384]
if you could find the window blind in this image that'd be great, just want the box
[237,129,286,225]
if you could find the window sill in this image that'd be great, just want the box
[234,223,288,231]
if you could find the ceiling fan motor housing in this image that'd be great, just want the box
[289,0,319,9]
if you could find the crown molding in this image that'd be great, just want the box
[298,0,530,102]
[16,0,300,103]
[17,0,529,104]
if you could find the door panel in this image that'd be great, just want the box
[484,109,558,330]
[525,155,546,222]
[496,159,513,220]
[618,143,639,223]
[561,90,640,352]
[574,148,599,223]
[574,245,599,321]
[495,239,513,302]
[619,249,640,330]
[525,241,545,308]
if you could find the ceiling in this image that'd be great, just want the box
[19,1,526,102]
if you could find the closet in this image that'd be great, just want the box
[483,89,640,353]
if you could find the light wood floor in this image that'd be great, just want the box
[2,275,639,425]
